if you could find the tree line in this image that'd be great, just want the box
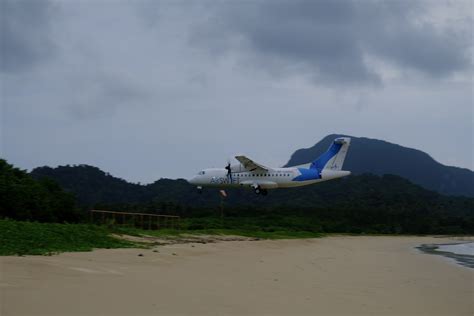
[0,160,81,222]
[1,160,473,234]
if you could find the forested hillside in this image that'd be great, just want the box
[285,134,474,197]
[0,159,81,222]
[28,163,474,234]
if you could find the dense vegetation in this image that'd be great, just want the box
[0,159,81,222]
[0,219,135,255]
[29,163,474,235]
[285,134,474,197]
[3,153,472,256]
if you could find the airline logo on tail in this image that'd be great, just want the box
[310,137,351,173]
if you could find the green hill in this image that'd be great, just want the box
[28,163,474,235]
[0,159,81,222]
[285,134,474,197]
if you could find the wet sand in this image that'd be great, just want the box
[1,236,473,316]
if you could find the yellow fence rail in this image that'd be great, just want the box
[90,209,180,230]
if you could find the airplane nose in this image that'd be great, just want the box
[188,176,198,185]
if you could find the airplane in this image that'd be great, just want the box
[188,137,351,195]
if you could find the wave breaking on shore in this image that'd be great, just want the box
[418,242,474,269]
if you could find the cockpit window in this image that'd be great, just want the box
[198,171,205,175]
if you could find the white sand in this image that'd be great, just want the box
[1,236,473,316]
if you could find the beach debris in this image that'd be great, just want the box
[112,233,258,247]
[172,253,177,256]
[152,249,159,253]
[138,253,144,257]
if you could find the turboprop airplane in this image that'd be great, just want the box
[188,137,351,195]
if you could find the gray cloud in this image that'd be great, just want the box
[0,0,56,73]
[67,74,148,120]
[192,0,471,86]
[1,0,472,182]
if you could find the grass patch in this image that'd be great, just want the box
[0,219,136,256]
[0,218,323,256]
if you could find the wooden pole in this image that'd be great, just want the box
[220,196,224,226]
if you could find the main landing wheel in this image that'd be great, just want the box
[254,187,261,195]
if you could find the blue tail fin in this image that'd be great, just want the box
[310,137,351,172]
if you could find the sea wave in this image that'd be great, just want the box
[417,242,474,269]
[437,242,474,256]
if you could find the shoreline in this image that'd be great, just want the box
[417,241,474,269]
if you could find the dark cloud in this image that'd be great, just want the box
[192,0,471,86]
[66,74,148,120]
[358,1,471,77]
[0,0,56,73]
[1,0,472,181]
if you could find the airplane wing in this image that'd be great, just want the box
[235,155,269,172]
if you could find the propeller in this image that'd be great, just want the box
[225,159,233,183]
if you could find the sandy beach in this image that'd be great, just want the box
[1,236,472,316]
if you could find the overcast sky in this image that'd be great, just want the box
[1,0,472,183]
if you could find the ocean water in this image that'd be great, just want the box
[437,242,474,256]
[418,242,474,269]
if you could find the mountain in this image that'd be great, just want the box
[285,134,474,197]
[30,165,147,206]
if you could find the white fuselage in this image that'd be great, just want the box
[188,166,350,190]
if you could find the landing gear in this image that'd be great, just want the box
[253,186,268,196]
[197,186,203,194]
